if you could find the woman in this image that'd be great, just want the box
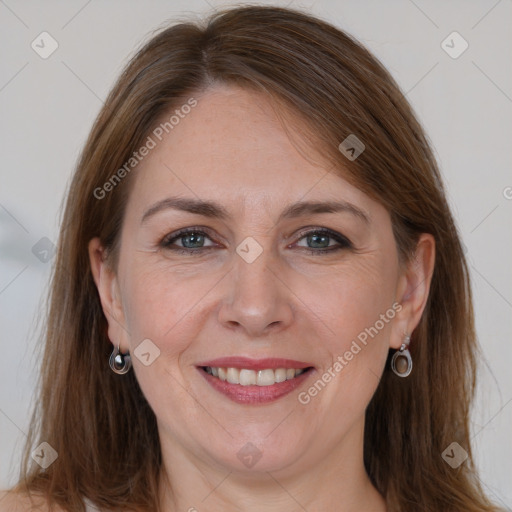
[1,5,502,511]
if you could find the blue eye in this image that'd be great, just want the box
[161,228,216,255]
[294,228,352,255]
[160,227,352,255]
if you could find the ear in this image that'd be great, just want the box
[88,237,130,352]
[390,233,436,349]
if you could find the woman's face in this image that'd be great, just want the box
[90,84,430,476]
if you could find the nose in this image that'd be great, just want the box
[217,243,294,338]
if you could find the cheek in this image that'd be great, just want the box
[297,252,398,403]
[118,263,208,418]
[296,254,397,346]
[121,244,398,352]
[120,259,215,340]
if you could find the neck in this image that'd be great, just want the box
[157,418,386,512]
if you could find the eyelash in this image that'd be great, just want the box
[160,226,352,256]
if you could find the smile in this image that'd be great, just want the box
[196,357,315,404]
[202,366,307,386]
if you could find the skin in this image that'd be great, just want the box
[88,84,435,512]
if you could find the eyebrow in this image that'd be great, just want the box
[140,196,370,225]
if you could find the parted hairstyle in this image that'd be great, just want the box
[11,5,500,512]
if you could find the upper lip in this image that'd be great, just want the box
[197,357,313,371]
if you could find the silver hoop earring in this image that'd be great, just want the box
[109,344,132,374]
[391,334,412,377]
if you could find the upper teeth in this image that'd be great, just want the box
[205,367,306,386]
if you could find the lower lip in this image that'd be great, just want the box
[198,367,314,404]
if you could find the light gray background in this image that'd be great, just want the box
[1,0,511,507]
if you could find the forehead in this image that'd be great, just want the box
[126,85,375,217]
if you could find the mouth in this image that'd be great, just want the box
[196,357,315,404]
[201,365,310,385]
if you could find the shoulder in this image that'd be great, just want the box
[0,490,66,512]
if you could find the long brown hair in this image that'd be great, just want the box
[12,5,500,511]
